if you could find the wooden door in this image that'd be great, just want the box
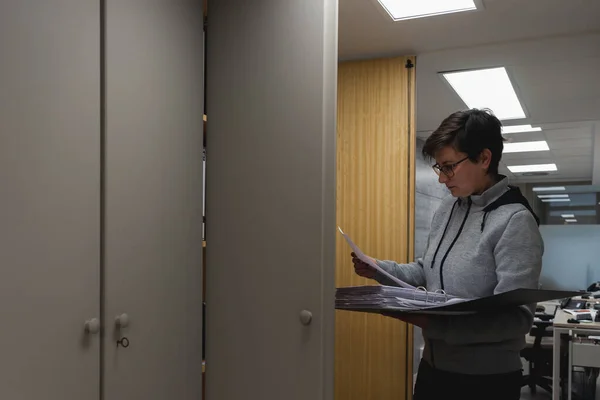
[0,1,101,398]
[103,1,205,399]
[336,56,417,400]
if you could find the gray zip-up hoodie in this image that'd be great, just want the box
[375,176,543,375]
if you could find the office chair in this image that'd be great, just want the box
[521,305,555,394]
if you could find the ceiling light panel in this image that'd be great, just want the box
[550,210,596,218]
[541,198,570,202]
[561,214,575,218]
[441,67,526,120]
[377,0,477,21]
[501,125,542,134]
[538,194,569,199]
[565,219,578,223]
[532,186,566,192]
[507,163,557,173]
[503,141,549,153]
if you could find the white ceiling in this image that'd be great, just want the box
[338,0,600,184]
[501,122,595,182]
[339,0,600,59]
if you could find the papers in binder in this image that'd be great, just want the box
[336,285,471,315]
[338,227,415,289]
[336,285,584,316]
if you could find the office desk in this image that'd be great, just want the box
[552,309,600,400]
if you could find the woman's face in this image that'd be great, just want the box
[433,146,491,197]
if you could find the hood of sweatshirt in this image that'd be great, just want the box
[460,175,538,218]
[453,175,540,231]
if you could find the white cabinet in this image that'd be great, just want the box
[0,1,203,399]
[0,1,336,399]
[0,1,101,398]
[205,1,337,399]
[103,0,204,398]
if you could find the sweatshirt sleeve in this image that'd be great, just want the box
[374,259,427,287]
[372,222,432,288]
[424,209,543,345]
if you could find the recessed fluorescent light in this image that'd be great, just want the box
[565,219,577,223]
[532,186,566,192]
[501,125,542,134]
[507,163,557,173]
[541,198,570,202]
[441,67,526,120]
[561,214,575,218]
[538,194,569,199]
[503,141,549,153]
[376,0,477,21]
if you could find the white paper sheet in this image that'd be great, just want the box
[338,226,416,289]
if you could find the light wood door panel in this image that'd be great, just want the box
[336,56,416,400]
[0,1,101,398]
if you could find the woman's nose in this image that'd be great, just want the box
[438,173,448,184]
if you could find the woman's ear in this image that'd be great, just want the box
[479,149,492,169]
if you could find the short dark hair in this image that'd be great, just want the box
[422,108,505,176]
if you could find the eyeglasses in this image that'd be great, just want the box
[432,156,469,178]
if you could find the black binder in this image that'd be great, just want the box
[423,288,583,313]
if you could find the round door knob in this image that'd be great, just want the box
[115,313,130,328]
[299,310,312,326]
[84,318,100,334]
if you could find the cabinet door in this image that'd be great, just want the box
[205,1,337,399]
[0,1,101,399]
[103,1,204,399]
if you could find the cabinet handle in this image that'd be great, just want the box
[115,313,130,328]
[299,310,312,326]
[84,318,100,334]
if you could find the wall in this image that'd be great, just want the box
[412,138,448,379]
[336,56,416,400]
[539,225,600,291]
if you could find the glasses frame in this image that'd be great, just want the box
[432,156,469,178]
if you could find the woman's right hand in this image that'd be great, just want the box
[351,252,377,279]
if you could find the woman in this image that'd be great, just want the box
[353,108,543,400]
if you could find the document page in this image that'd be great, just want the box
[338,226,415,289]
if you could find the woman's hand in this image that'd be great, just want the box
[351,252,377,279]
